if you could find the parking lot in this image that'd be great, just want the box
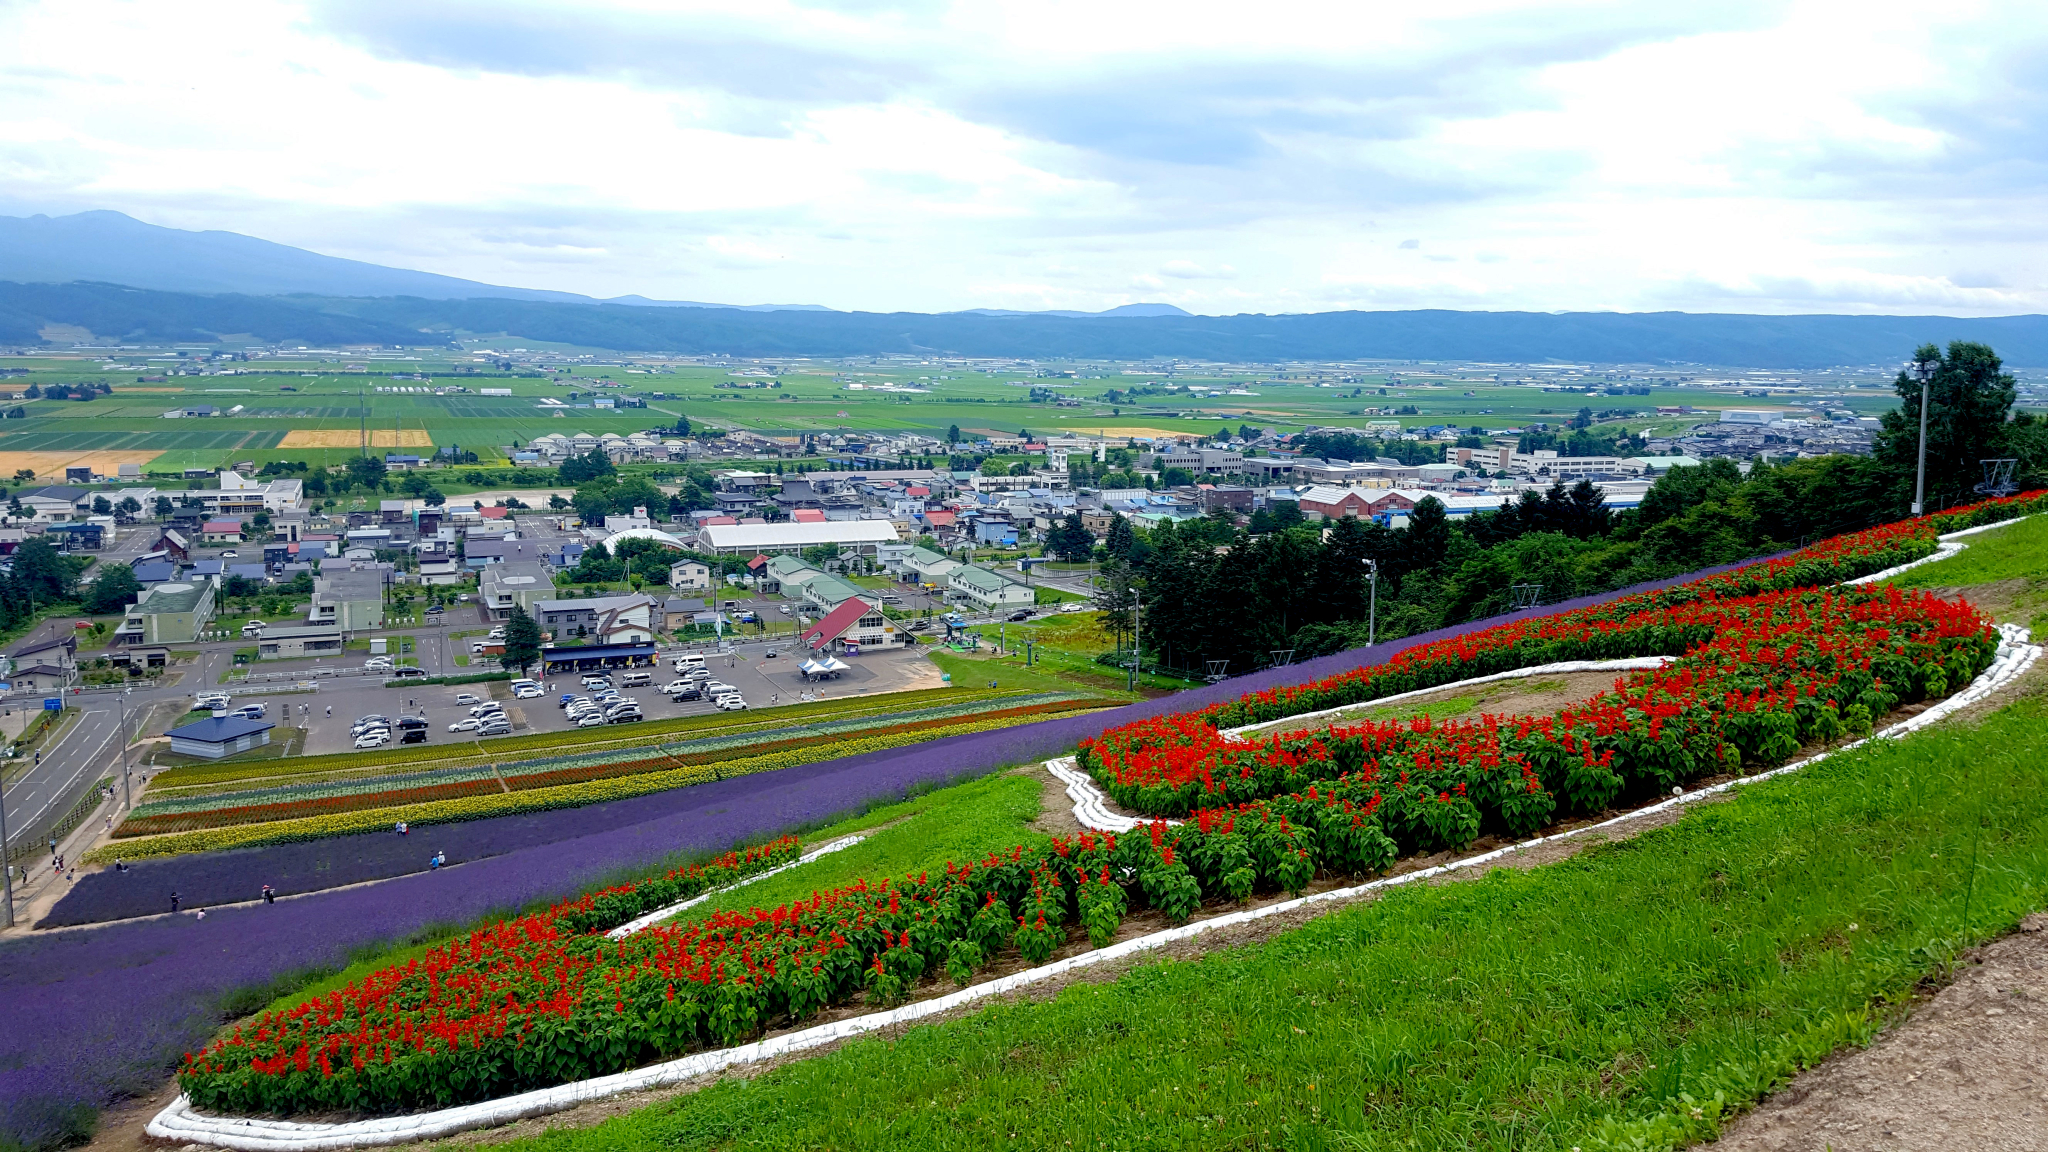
[257,642,945,757]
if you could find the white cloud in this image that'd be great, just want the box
[0,0,2044,315]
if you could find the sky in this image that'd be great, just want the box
[0,0,2044,316]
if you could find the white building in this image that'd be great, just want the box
[694,520,903,557]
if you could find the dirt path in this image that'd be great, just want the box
[1703,912,2048,1152]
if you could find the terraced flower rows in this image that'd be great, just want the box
[173,496,2039,1118]
[121,695,1096,836]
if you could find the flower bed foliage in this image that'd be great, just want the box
[119,695,1096,837]
[1079,584,1991,848]
[172,497,2038,1118]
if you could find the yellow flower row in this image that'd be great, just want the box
[87,711,1070,862]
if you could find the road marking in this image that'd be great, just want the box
[4,709,118,832]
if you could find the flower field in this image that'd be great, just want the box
[169,496,2041,1119]
[117,695,1097,838]
[147,686,1019,794]
[92,701,1103,862]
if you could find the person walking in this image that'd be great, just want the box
[262,884,275,905]
[170,890,180,913]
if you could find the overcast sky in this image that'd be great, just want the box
[1,0,2043,315]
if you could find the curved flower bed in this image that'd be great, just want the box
[169,497,2040,1121]
[1079,584,1990,844]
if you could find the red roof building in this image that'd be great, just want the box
[478,505,510,520]
[791,508,826,523]
[800,597,871,650]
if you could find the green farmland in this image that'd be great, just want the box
[0,346,1915,481]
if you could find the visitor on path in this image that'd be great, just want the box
[428,853,440,871]
[114,860,127,873]
[262,884,275,905]
[194,908,205,920]
[170,891,180,913]
[325,706,331,717]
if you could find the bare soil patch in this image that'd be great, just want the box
[280,429,433,449]
[1704,912,2048,1152]
[1251,668,1629,737]
[0,448,163,480]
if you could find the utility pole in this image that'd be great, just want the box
[0,759,13,927]
[120,688,133,810]
[1910,356,1936,516]
[1363,558,1378,647]
[1127,588,1142,691]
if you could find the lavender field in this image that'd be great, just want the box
[0,555,1770,1151]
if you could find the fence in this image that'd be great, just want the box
[4,776,111,866]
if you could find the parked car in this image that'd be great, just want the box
[454,693,484,707]
[195,693,231,710]
[220,550,238,559]
[447,717,482,732]
[478,721,512,736]
[425,604,445,615]
[396,716,428,731]
[1007,610,1033,622]
[240,620,268,637]
[713,694,747,711]
[574,713,606,727]
[683,668,711,681]
[364,658,395,672]
[469,703,504,718]
[704,682,738,697]
[400,729,428,744]
[670,686,702,702]
[354,731,391,749]
[512,686,544,699]
[230,704,266,720]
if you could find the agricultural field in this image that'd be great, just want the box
[0,344,1917,480]
[139,495,2048,1150]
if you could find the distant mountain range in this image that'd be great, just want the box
[0,212,1188,320]
[0,211,836,311]
[1,211,2045,367]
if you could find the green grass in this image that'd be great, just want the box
[1894,514,2048,635]
[670,771,1046,927]
[490,694,2048,1152]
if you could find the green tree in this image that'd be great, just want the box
[1046,512,1095,562]
[947,424,962,444]
[152,495,173,518]
[85,563,143,613]
[501,604,543,676]
[1874,341,2023,509]
[1404,496,1450,572]
[346,455,388,491]
[116,496,141,522]
[558,449,616,484]
[1105,513,1136,562]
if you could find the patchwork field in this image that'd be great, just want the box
[278,428,434,448]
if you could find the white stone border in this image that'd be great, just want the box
[603,836,865,939]
[1847,514,2033,586]
[149,521,2041,1151]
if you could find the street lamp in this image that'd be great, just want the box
[1910,357,1936,516]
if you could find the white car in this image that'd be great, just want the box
[513,686,545,699]
[454,693,485,706]
[704,682,738,697]
[195,693,231,710]
[469,703,505,719]
[354,731,391,748]
[714,695,747,711]
[682,668,711,681]
[447,717,483,732]
[365,658,394,671]
[221,550,238,559]
[662,679,696,694]
[574,713,606,727]
[488,628,506,640]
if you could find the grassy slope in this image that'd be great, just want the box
[498,696,2048,1152]
[1893,513,2048,635]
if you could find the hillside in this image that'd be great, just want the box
[4,278,2048,366]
